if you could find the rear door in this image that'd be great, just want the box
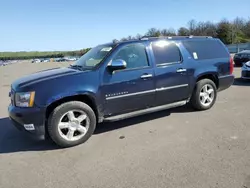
[101,42,156,116]
[150,40,190,106]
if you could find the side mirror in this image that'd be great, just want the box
[108,59,127,71]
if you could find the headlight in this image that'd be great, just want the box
[15,91,35,107]
[244,61,250,67]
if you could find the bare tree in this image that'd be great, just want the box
[188,19,197,35]
[112,39,119,43]
[135,33,142,39]
[146,28,161,37]
[161,28,176,36]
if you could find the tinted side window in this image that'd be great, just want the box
[151,41,181,65]
[113,43,149,69]
[182,40,229,60]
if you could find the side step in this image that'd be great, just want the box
[103,100,187,122]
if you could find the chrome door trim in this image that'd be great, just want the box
[105,84,189,100]
[218,75,234,79]
[156,84,188,91]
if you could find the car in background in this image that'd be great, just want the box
[241,61,250,80]
[64,57,77,61]
[0,61,9,66]
[233,50,250,67]
[31,59,41,63]
[54,57,66,62]
[41,58,50,63]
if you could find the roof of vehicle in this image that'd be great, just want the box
[237,50,250,54]
[101,36,217,47]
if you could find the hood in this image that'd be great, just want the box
[12,67,82,90]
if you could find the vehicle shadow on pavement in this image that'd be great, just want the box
[94,105,194,135]
[0,106,194,154]
[0,118,60,154]
[233,78,250,86]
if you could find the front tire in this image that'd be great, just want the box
[47,101,96,148]
[190,79,217,111]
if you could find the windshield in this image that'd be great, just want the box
[72,44,115,69]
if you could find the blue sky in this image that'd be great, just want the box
[0,0,249,51]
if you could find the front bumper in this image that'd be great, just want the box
[8,105,46,140]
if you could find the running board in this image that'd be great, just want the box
[103,100,187,122]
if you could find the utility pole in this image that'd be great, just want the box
[231,24,239,53]
[231,25,234,44]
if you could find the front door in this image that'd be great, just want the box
[150,40,190,106]
[101,42,155,117]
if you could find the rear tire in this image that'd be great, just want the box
[47,101,96,148]
[190,79,217,111]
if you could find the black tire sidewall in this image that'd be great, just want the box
[47,101,96,148]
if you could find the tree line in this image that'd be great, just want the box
[0,48,91,61]
[1,17,249,61]
[113,17,250,45]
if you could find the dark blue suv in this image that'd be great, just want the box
[8,36,234,147]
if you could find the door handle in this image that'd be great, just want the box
[140,74,153,79]
[176,68,187,73]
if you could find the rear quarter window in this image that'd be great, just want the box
[182,40,229,60]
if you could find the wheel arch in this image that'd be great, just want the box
[195,73,219,89]
[45,93,100,125]
[188,72,219,101]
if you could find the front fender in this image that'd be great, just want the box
[45,90,97,107]
[43,90,105,122]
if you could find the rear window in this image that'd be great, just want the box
[182,39,229,60]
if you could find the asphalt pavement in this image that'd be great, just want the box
[0,62,250,188]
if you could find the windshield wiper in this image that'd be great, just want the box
[69,64,92,71]
[69,64,83,70]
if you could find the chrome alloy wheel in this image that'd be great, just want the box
[58,110,90,141]
[199,84,215,107]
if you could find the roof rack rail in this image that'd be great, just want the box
[139,35,165,40]
[139,35,213,40]
[188,35,213,38]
